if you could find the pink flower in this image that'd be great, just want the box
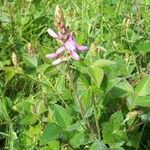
[46,28,87,65]
[46,53,58,59]
[47,28,59,38]
[52,58,62,65]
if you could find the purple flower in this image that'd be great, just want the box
[64,35,87,60]
[46,28,87,65]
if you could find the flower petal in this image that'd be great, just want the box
[47,28,58,38]
[56,46,65,54]
[77,45,87,51]
[70,51,80,60]
[64,35,76,51]
[52,58,62,65]
[45,53,58,59]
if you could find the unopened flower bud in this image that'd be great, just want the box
[125,53,129,63]
[31,105,36,113]
[127,111,141,121]
[12,52,17,66]
[54,5,68,36]
[122,111,141,124]
[127,111,140,119]
[27,43,35,55]
[90,43,98,56]
[123,16,130,29]
[55,5,63,20]
[113,41,118,49]
[126,18,130,29]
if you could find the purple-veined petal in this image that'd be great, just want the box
[64,35,77,51]
[56,46,65,54]
[52,58,62,65]
[45,53,58,59]
[77,45,87,51]
[70,50,80,60]
[47,28,58,38]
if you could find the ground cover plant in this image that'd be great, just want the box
[0,0,150,149]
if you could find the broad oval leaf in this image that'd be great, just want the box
[69,132,88,149]
[4,67,22,83]
[40,140,60,150]
[23,54,38,67]
[88,67,104,88]
[53,104,73,128]
[133,96,150,107]
[40,123,60,145]
[136,40,150,52]
[135,75,150,97]
[109,78,134,97]
[90,139,107,150]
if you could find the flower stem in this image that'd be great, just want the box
[67,63,92,133]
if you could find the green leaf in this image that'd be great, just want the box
[28,124,42,136]
[141,0,150,6]
[20,113,37,125]
[127,131,140,148]
[62,89,72,100]
[102,112,127,145]
[135,75,150,96]
[69,132,88,149]
[36,100,47,115]
[73,61,89,74]
[53,104,73,128]
[110,111,124,129]
[0,15,10,23]
[133,96,150,107]
[40,123,60,145]
[90,139,107,150]
[37,64,50,73]
[65,121,83,131]
[111,146,125,150]
[88,67,104,88]
[86,43,98,59]
[23,54,38,67]
[4,67,22,82]
[109,78,134,97]
[105,55,128,77]
[92,59,115,68]
[0,60,11,69]
[55,76,65,94]
[40,140,60,150]
[5,69,16,82]
[136,40,150,52]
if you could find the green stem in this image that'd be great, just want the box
[92,92,101,140]
[0,131,10,137]
[136,123,146,150]
[43,74,68,108]
[116,0,122,18]
[0,88,15,150]
[67,63,92,133]
[100,0,103,37]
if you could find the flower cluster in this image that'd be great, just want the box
[45,5,87,65]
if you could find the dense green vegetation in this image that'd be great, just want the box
[0,0,150,149]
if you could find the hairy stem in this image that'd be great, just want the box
[92,92,101,140]
[67,63,92,133]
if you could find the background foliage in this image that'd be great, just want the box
[0,0,150,150]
